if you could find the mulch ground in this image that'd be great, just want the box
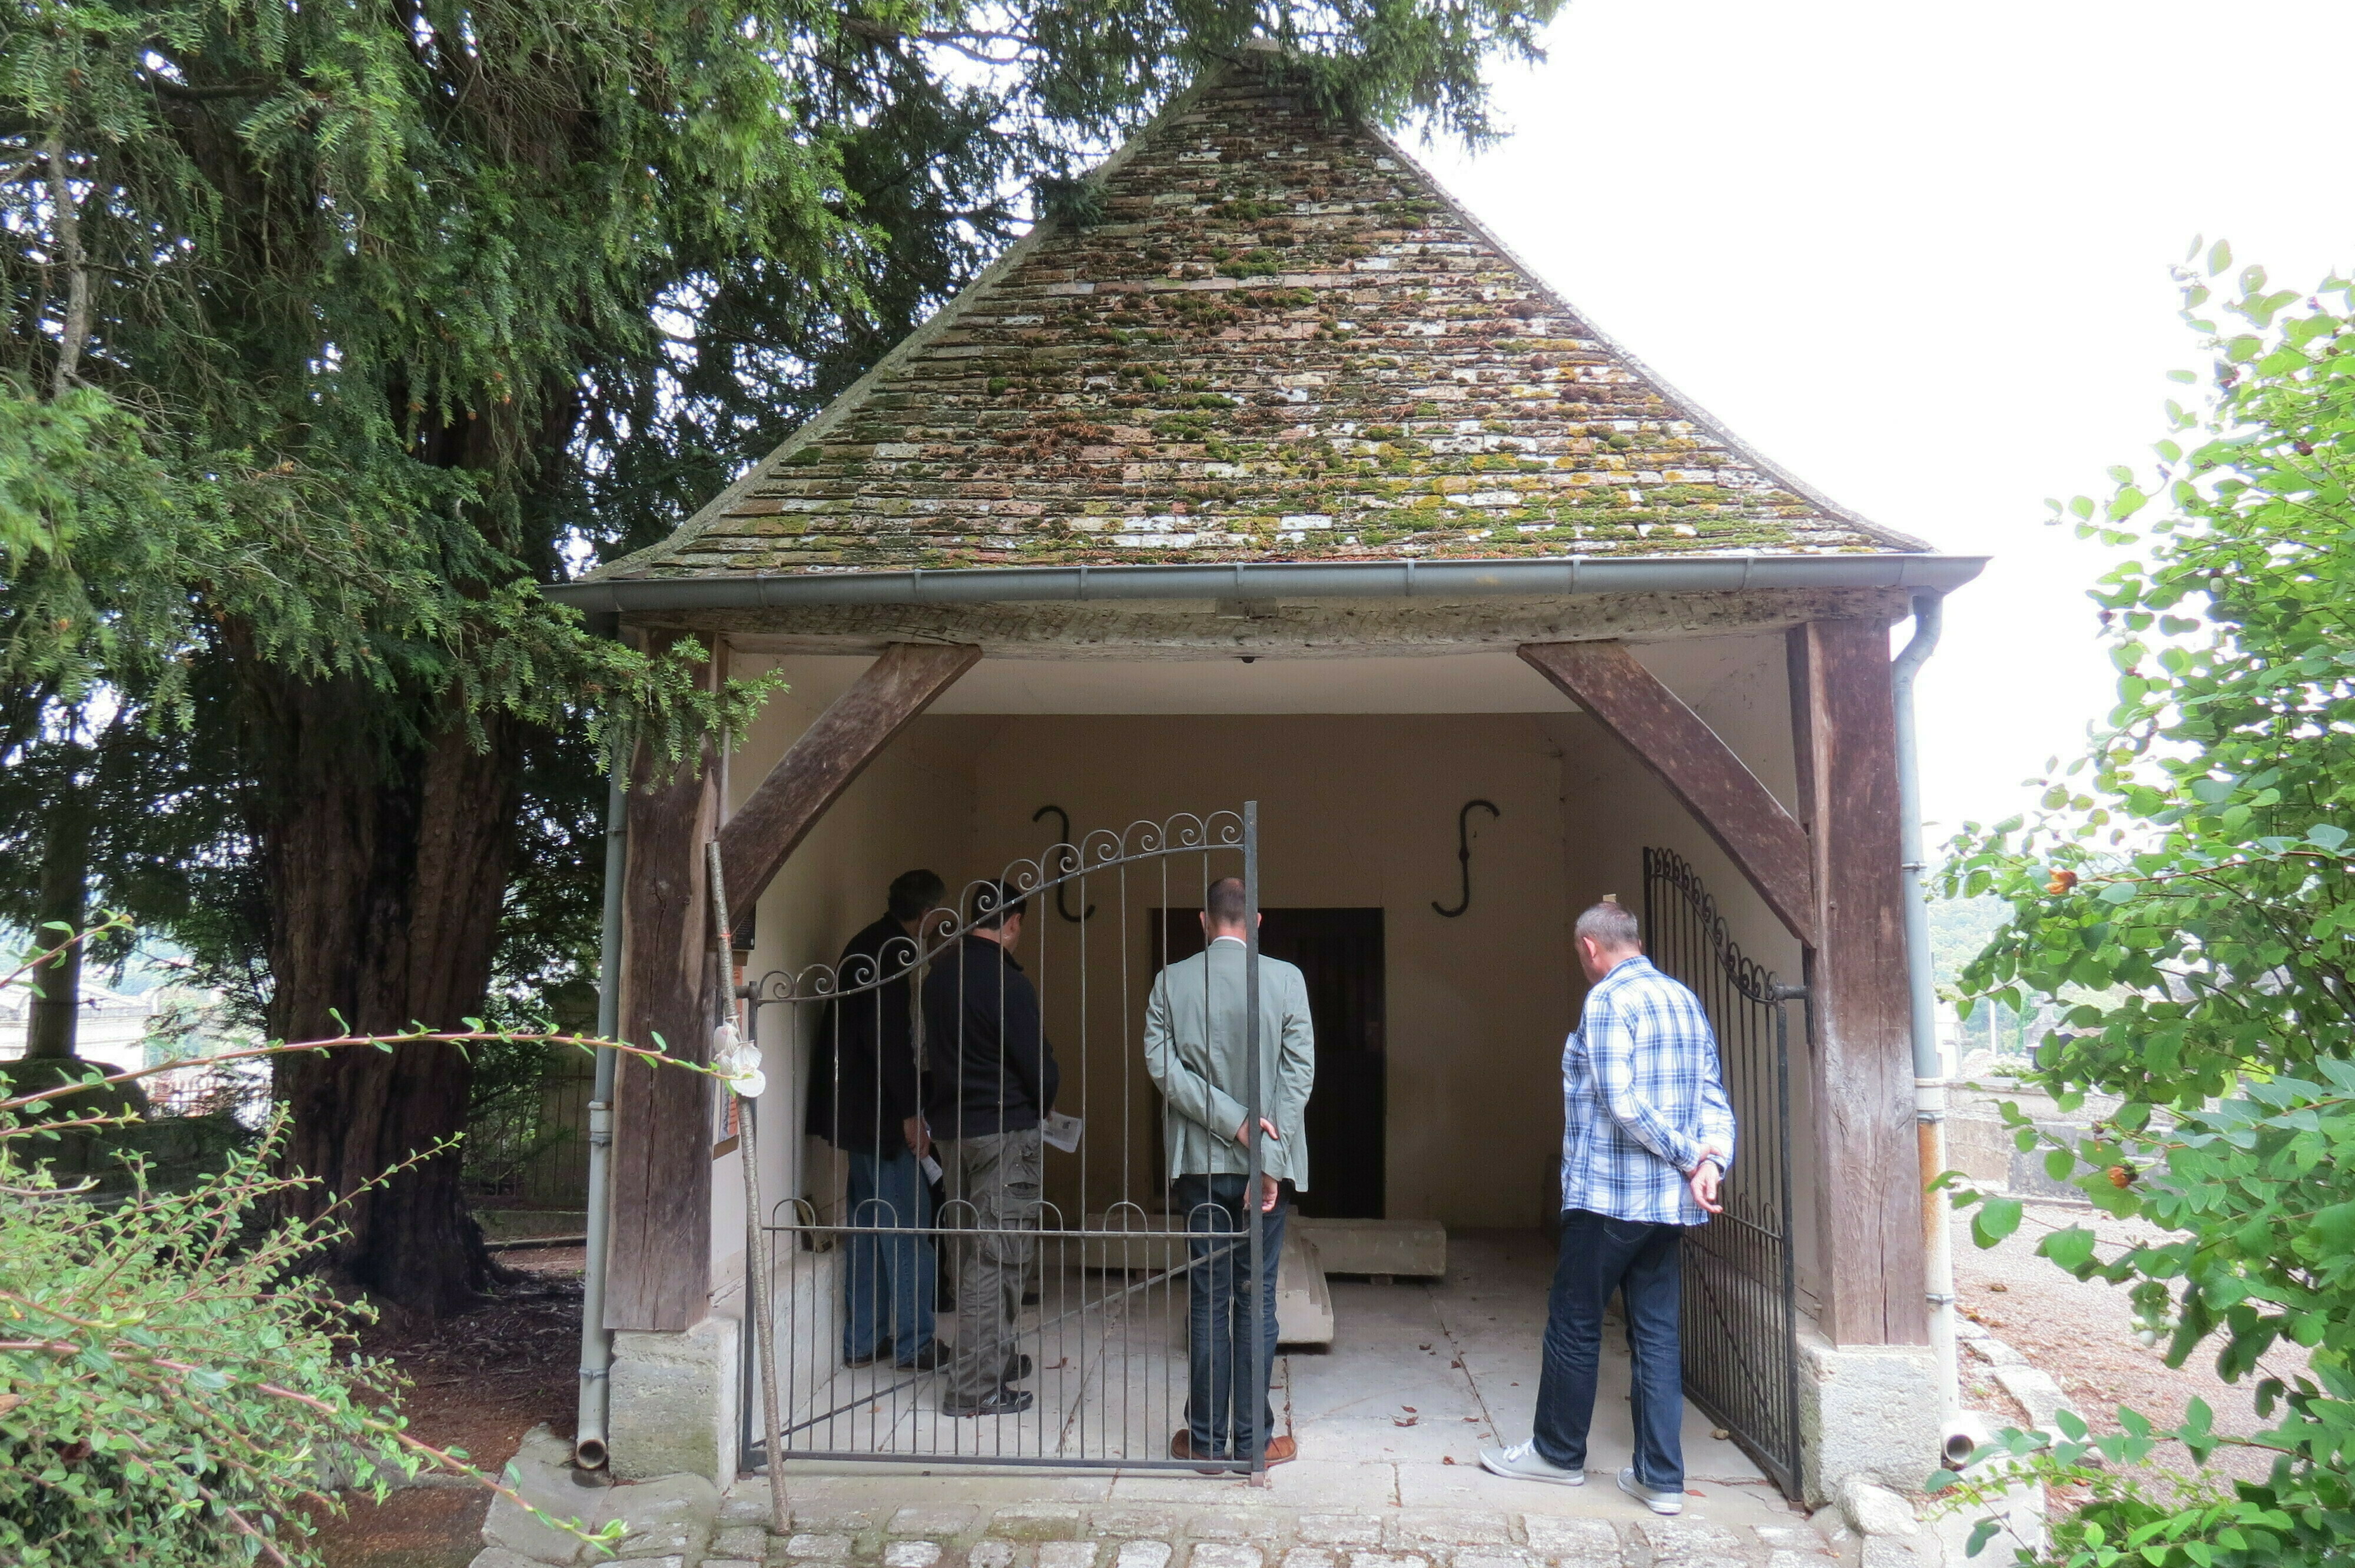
[310,1249,586,1568]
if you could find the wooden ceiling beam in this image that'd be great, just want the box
[1518,639,1817,948]
[716,642,981,932]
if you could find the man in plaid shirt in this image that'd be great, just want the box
[1480,899,1733,1515]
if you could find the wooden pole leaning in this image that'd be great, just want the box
[707,841,788,1530]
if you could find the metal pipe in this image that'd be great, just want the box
[574,755,629,1471]
[1890,592,1961,1437]
[543,552,1989,614]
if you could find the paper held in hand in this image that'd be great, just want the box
[1041,1111,1084,1154]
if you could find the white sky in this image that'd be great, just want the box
[1415,0,2355,841]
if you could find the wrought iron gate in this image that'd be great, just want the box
[1642,846,1804,1497]
[741,806,1281,1474]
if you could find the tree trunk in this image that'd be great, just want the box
[26,755,93,1064]
[261,682,526,1315]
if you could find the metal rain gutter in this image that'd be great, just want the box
[543,553,1988,614]
[1890,591,1967,1457]
[573,739,628,1470]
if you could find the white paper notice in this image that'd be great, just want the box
[1041,1112,1084,1154]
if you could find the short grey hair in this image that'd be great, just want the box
[1574,900,1640,951]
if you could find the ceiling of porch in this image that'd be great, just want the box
[729,635,1776,716]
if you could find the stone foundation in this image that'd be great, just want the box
[611,1314,741,1483]
[1795,1324,1943,1507]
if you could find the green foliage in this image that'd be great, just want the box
[1,1107,427,1566]
[0,923,727,1564]
[1935,254,2355,1563]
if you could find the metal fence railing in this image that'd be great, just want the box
[1642,845,1803,1499]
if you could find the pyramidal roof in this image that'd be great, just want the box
[593,56,1925,584]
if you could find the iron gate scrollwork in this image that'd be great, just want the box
[1641,846,1804,1499]
[741,806,1278,1475]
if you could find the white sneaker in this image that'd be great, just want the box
[1477,1440,1586,1485]
[1617,1467,1683,1515]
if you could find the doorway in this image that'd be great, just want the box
[1150,908,1387,1219]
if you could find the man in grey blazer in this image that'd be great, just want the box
[1143,876,1315,1469]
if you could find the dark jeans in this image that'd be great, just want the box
[1174,1173,1288,1460]
[841,1146,937,1363]
[1531,1209,1686,1490]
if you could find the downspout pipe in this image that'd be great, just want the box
[574,746,629,1471]
[1890,592,1965,1457]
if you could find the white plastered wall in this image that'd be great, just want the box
[706,656,984,1311]
[702,633,1812,1298]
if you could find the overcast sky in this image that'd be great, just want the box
[1415,0,2355,841]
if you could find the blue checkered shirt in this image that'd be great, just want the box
[1560,955,1737,1227]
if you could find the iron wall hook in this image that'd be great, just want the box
[1432,799,1500,918]
[1032,804,1097,922]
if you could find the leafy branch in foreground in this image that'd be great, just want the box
[1932,250,2355,1565]
[1,1104,633,1567]
[1,923,721,1566]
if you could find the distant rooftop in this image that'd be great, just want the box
[589,57,1924,586]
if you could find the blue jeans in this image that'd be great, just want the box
[1174,1174,1287,1460]
[1531,1209,1686,1490]
[842,1146,937,1364]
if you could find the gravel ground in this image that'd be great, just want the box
[1952,1199,2301,1486]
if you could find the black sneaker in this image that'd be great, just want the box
[844,1346,891,1368]
[897,1341,948,1371]
[941,1387,1034,1417]
[1001,1354,1034,1383]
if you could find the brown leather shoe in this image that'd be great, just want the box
[1261,1434,1297,1466]
[1169,1429,1225,1475]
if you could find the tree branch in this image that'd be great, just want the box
[44,129,88,398]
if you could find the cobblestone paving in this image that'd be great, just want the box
[702,1499,1841,1568]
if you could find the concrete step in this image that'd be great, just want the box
[1277,1230,1334,1347]
[1293,1217,1447,1278]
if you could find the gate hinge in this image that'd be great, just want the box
[1916,1108,1947,1124]
[1925,1293,1958,1308]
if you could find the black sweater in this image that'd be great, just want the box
[805,913,923,1154]
[923,935,1059,1139]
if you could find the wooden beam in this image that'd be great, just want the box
[1519,640,1816,946]
[1788,617,1928,1347]
[607,637,725,1333]
[717,642,981,931]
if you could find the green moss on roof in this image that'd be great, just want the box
[595,62,1920,584]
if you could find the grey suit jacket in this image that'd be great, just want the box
[1142,938,1315,1188]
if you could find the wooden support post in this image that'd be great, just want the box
[717,642,981,931]
[1787,618,1928,1347]
[608,635,724,1333]
[1520,640,1816,946]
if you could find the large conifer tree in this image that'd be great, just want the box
[1,0,1559,1313]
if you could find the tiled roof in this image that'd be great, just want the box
[593,58,1923,583]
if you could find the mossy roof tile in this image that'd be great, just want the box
[592,61,1923,583]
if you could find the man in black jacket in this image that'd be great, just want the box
[924,880,1060,1416]
[809,868,946,1371]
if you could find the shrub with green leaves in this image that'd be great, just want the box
[1,1102,435,1566]
[1936,247,2355,1564]
[0,928,651,1565]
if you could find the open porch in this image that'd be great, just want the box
[577,599,1961,1511]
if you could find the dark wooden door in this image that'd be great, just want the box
[1150,908,1387,1218]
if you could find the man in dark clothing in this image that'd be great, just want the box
[809,869,946,1371]
[923,879,1059,1416]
